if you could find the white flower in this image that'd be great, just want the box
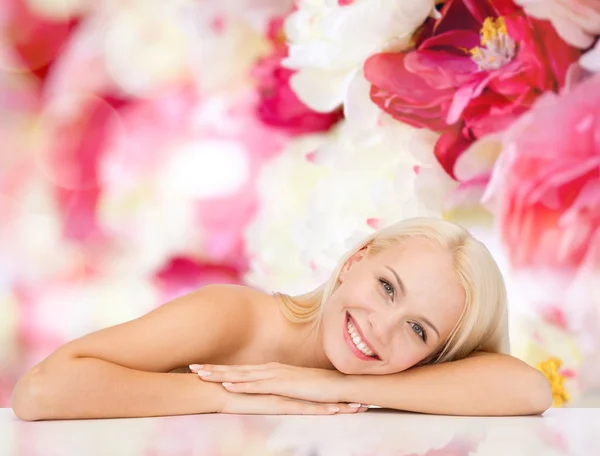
[297,117,437,282]
[244,115,438,294]
[282,0,436,122]
[243,133,331,294]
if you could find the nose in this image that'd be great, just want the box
[368,308,403,346]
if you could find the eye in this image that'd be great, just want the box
[379,279,394,298]
[410,322,428,343]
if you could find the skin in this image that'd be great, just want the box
[12,238,552,420]
[317,238,466,375]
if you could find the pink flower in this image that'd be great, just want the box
[484,73,600,270]
[0,0,79,80]
[516,0,600,48]
[153,257,241,303]
[364,0,580,179]
[253,17,343,135]
[46,94,130,243]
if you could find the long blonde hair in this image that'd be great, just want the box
[274,217,510,365]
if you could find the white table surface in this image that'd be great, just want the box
[1,407,599,456]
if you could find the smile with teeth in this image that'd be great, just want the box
[347,317,377,358]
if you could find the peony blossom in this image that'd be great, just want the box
[244,115,437,293]
[282,0,436,114]
[253,16,344,134]
[365,0,580,180]
[516,0,600,49]
[483,73,600,270]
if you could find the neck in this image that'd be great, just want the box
[272,292,335,370]
[284,319,335,370]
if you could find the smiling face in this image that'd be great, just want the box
[320,237,466,374]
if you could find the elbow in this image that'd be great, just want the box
[12,376,44,421]
[525,369,553,415]
[12,364,55,421]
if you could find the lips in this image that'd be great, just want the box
[346,312,380,360]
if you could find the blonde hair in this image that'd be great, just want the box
[274,217,510,365]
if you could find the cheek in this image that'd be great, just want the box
[335,282,379,310]
[383,334,429,373]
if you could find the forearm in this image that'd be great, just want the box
[12,357,226,421]
[341,354,553,416]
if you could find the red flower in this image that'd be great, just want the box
[253,17,343,135]
[364,0,580,179]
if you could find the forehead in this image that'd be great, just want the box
[371,238,465,330]
[370,237,453,272]
[370,238,464,301]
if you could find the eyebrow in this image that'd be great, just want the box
[420,317,440,340]
[385,266,406,296]
[385,266,440,340]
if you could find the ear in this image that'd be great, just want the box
[339,246,370,282]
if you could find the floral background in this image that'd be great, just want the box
[0,0,599,408]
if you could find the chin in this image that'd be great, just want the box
[323,344,367,375]
[329,357,362,375]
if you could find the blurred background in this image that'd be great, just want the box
[0,0,598,408]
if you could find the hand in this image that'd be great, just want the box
[190,362,367,410]
[218,391,367,415]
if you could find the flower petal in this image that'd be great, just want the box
[289,68,355,112]
[454,134,503,182]
[344,69,381,130]
[433,0,482,35]
[434,125,474,179]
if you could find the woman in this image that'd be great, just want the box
[12,217,552,420]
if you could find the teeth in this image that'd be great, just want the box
[347,319,375,357]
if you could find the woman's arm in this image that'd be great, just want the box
[340,352,553,416]
[12,357,228,420]
[12,285,361,420]
[192,352,552,416]
[12,284,252,420]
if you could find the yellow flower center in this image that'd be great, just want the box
[537,357,570,407]
[469,17,516,71]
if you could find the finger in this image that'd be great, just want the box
[221,381,272,394]
[335,403,362,414]
[193,363,275,372]
[198,371,274,384]
[279,399,339,415]
[357,405,369,413]
[197,369,275,383]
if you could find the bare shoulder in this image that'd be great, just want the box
[40,284,269,374]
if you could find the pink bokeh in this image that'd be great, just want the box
[0,0,314,406]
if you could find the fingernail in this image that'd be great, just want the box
[348,403,361,408]
[222,382,233,387]
[328,406,339,413]
[197,370,212,377]
[189,364,204,371]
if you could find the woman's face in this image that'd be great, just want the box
[320,237,466,374]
